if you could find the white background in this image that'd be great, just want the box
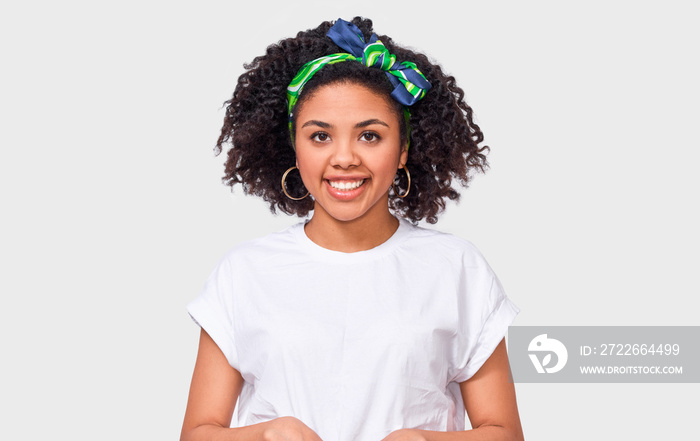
[2,1,698,440]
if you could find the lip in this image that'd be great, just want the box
[324,176,368,201]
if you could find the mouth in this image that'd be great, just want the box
[327,179,366,191]
[324,178,368,200]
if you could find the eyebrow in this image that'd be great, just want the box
[301,120,332,129]
[300,119,390,129]
[354,119,389,129]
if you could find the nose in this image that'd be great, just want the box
[329,137,360,168]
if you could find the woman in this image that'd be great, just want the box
[181,17,524,441]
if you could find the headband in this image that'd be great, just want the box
[287,18,432,147]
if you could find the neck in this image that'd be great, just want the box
[304,203,399,253]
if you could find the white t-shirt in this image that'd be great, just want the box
[187,218,519,441]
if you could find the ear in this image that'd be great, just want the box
[399,147,408,169]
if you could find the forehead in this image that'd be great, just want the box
[296,82,400,123]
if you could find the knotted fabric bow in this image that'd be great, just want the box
[287,18,431,129]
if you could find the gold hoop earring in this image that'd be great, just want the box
[392,165,411,198]
[281,166,309,200]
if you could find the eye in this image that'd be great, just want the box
[360,132,381,143]
[311,132,330,142]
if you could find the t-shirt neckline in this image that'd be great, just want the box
[293,217,412,263]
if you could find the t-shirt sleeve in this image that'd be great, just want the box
[450,261,519,383]
[186,256,239,370]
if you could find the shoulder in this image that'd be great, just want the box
[399,220,493,270]
[217,222,305,267]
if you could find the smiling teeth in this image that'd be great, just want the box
[329,180,364,191]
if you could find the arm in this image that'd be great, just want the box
[381,338,524,441]
[180,329,323,441]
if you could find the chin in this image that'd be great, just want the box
[313,201,369,223]
[327,210,370,223]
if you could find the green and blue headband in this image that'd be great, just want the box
[287,18,432,148]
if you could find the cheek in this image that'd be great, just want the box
[369,156,402,189]
[295,149,323,187]
[381,161,401,184]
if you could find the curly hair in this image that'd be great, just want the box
[215,17,489,224]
